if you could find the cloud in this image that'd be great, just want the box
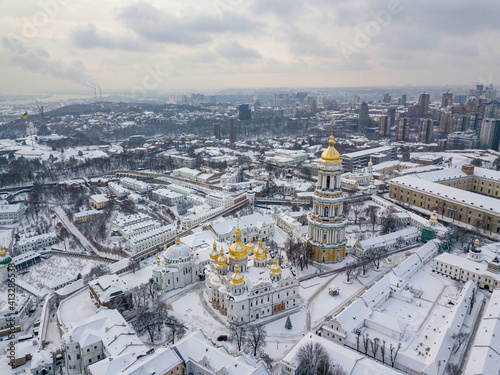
[118,2,261,45]
[70,24,149,51]
[216,41,261,61]
[2,35,100,88]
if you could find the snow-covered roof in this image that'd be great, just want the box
[359,227,419,250]
[88,347,182,375]
[210,213,274,236]
[89,275,128,304]
[174,331,270,375]
[63,308,146,356]
[91,194,109,203]
[45,274,76,289]
[391,176,500,212]
[281,334,400,375]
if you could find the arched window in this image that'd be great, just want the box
[326,176,331,189]
[324,206,329,217]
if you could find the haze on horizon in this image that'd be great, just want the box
[1,0,500,95]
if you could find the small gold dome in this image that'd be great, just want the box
[253,237,267,260]
[0,246,5,257]
[230,265,245,286]
[246,237,255,252]
[474,238,480,247]
[217,248,228,268]
[321,134,341,163]
[269,258,282,275]
[229,227,248,260]
[430,210,438,222]
[175,236,180,244]
[210,242,219,260]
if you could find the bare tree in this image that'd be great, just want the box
[389,343,401,368]
[350,203,364,226]
[230,324,247,352]
[381,208,399,234]
[83,265,109,285]
[345,262,358,283]
[146,278,159,302]
[362,333,370,355]
[355,330,361,352]
[246,325,267,357]
[369,247,385,270]
[452,332,470,354]
[469,288,476,315]
[296,342,347,375]
[370,337,380,359]
[358,255,371,277]
[445,363,461,375]
[365,205,378,231]
[380,340,386,365]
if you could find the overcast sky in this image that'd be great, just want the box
[1,0,500,94]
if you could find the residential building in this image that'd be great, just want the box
[0,203,26,224]
[15,232,57,253]
[89,194,109,210]
[73,209,103,223]
[342,146,396,172]
[120,177,150,194]
[479,118,500,151]
[419,118,434,144]
[89,275,129,308]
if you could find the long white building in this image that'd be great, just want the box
[0,202,26,224]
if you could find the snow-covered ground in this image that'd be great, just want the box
[57,287,97,332]
[18,255,106,290]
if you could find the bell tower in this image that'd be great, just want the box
[307,131,347,262]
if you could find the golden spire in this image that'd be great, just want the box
[321,129,341,163]
[369,155,373,165]
[430,210,438,223]
[210,242,219,260]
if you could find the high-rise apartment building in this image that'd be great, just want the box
[379,115,391,137]
[396,118,410,141]
[441,92,453,107]
[419,93,430,114]
[419,119,434,144]
[479,118,500,151]
[358,102,369,133]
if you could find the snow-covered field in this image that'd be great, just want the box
[57,287,97,332]
[18,255,106,290]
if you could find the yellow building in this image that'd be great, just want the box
[389,164,500,234]
[90,194,110,210]
[307,133,347,262]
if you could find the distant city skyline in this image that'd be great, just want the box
[1,0,500,94]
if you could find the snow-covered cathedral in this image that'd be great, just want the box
[205,227,299,325]
[307,133,348,262]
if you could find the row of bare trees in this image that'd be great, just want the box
[355,331,401,368]
[284,238,313,271]
[344,247,387,282]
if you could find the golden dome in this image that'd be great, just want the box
[246,237,255,252]
[210,242,219,260]
[175,236,180,244]
[229,227,248,260]
[269,258,282,275]
[474,238,480,247]
[430,210,438,223]
[230,265,245,286]
[217,248,228,268]
[253,237,267,260]
[321,134,341,163]
[0,247,5,257]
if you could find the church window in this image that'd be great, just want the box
[324,206,329,217]
[326,176,330,188]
